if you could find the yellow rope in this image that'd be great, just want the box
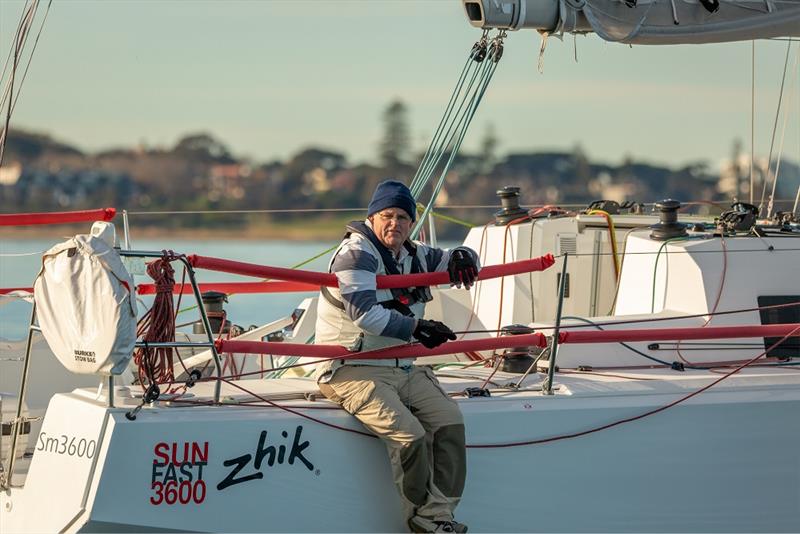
[587,209,620,277]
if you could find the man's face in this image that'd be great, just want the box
[370,207,413,253]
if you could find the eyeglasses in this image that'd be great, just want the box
[377,211,412,224]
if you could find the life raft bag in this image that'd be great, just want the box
[33,234,137,375]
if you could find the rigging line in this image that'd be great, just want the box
[412,31,503,202]
[606,226,650,315]
[767,39,799,218]
[410,38,485,193]
[0,0,37,116]
[758,38,793,213]
[467,328,800,449]
[0,1,23,169]
[450,299,800,332]
[0,0,35,102]
[4,0,53,117]
[411,53,491,199]
[650,236,694,313]
[0,0,32,93]
[126,207,368,215]
[0,250,46,257]
[751,40,755,204]
[560,247,800,257]
[219,378,375,439]
[411,33,491,196]
[413,55,500,238]
[793,184,800,215]
[561,315,675,368]
[480,215,528,390]
[410,46,481,195]
[675,236,727,366]
[0,0,46,168]
[411,59,484,197]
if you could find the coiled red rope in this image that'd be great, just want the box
[133,252,179,387]
[0,207,115,226]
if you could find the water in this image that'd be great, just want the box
[0,237,335,341]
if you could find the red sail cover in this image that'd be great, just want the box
[0,207,116,226]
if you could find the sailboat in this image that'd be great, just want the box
[1,0,799,531]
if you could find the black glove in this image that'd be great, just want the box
[413,319,457,349]
[448,249,478,290]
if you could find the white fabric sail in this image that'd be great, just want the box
[463,0,800,44]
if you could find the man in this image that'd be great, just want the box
[315,180,480,533]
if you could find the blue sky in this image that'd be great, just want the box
[1,0,797,169]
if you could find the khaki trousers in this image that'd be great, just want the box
[319,365,466,523]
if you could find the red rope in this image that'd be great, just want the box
[133,253,179,387]
[0,207,115,226]
[676,236,727,365]
[467,327,800,448]
[187,253,556,288]
[183,328,800,450]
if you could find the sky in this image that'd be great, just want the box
[0,0,798,170]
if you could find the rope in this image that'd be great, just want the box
[766,40,799,218]
[169,329,800,450]
[758,39,793,214]
[0,0,52,168]
[409,31,506,239]
[675,237,727,365]
[133,251,181,388]
[467,327,800,448]
[586,209,620,278]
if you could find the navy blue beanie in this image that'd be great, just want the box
[367,180,416,222]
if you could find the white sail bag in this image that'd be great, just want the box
[34,234,137,375]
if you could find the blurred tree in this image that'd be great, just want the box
[479,122,499,173]
[173,132,234,163]
[572,143,591,183]
[379,100,410,169]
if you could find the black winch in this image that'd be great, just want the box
[193,291,233,335]
[498,324,542,373]
[494,186,529,225]
[650,199,688,241]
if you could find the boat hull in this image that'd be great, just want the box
[3,374,799,533]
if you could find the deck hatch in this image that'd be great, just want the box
[757,295,800,357]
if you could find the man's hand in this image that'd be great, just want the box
[413,319,457,349]
[448,249,478,290]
